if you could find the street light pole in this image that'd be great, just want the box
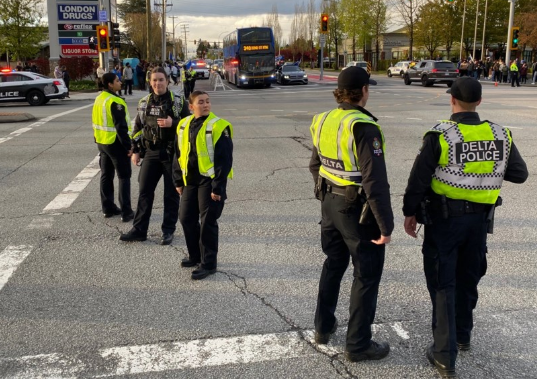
[161,0,166,62]
[472,0,480,60]
[459,0,467,61]
[505,0,516,65]
[480,0,489,61]
[146,0,151,60]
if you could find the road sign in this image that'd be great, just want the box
[320,34,326,43]
[99,10,107,22]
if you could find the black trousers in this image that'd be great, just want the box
[125,79,133,94]
[183,81,190,100]
[137,75,145,90]
[132,148,179,234]
[97,141,132,216]
[315,193,385,353]
[423,212,488,368]
[511,72,520,87]
[179,180,224,270]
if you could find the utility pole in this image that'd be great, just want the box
[146,0,151,60]
[459,0,467,61]
[161,0,166,62]
[472,0,480,59]
[480,0,489,61]
[181,23,189,60]
[169,15,179,60]
[506,0,516,65]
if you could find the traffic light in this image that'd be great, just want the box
[96,25,110,52]
[111,22,120,49]
[511,27,519,50]
[320,14,329,34]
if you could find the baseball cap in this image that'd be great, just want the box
[338,66,377,90]
[446,77,481,103]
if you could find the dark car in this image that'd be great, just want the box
[403,60,459,87]
[0,70,68,106]
[276,65,308,85]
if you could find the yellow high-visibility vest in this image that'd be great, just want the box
[92,92,132,145]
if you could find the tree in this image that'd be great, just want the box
[393,0,427,60]
[0,0,46,62]
[414,1,444,59]
[265,5,283,52]
[370,0,388,69]
[516,12,537,60]
[339,0,366,61]
[122,12,162,60]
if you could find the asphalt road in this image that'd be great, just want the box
[0,75,536,378]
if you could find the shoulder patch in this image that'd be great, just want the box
[372,137,383,156]
[116,104,123,111]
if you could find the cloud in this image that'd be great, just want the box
[172,0,311,17]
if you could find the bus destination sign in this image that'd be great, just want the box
[242,45,270,52]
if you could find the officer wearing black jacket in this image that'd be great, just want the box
[309,67,393,362]
[120,67,190,245]
[92,73,133,220]
[173,91,233,280]
[403,77,528,378]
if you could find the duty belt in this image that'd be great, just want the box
[325,183,346,196]
[430,197,490,217]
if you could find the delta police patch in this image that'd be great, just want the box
[372,137,383,156]
[116,104,123,111]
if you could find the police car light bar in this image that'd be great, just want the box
[1,68,12,72]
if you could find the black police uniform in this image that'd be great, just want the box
[173,116,233,272]
[129,91,190,238]
[97,89,133,219]
[403,112,528,370]
[309,102,394,355]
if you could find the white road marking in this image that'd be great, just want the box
[406,118,422,120]
[27,216,56,230]
[378,116,395,118]
[294,111,308,113]
[0,103,93,145]
[224,108,238,111]
[1,331,313,378]
[391,322,410,340]
[0,245,33,292]
[270,110,284,112]
[42,155,100,213]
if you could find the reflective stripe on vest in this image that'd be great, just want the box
[92,92,132,145]
[429,120,512,204]
[310,109,385,186]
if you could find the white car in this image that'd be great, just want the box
[0,69,68,106]
[342,61,370,75]
[387,61,412,77]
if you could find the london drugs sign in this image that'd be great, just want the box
[57,4,98,21]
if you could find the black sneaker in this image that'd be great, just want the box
[191,268,216,280]
[121,212,134,222]
[119,228,147,242]
[181,258,200,268]
[314,319,338,344]
[426,344,456,378]
[457,341,471,351]
[103,207,121,218]
[160,233,174,245]
[345,341,390,362]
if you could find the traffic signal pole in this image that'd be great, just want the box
[99,0,108,71]
[505,0,516,65]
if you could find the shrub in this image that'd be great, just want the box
[58,57,95,81]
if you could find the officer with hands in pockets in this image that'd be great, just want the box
[309,66,393,362]
[403,77,528,378]
[120,67,190,245]
[92,72,134,221]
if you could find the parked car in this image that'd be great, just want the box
[342,61,369,75]
[0,70,68,106]
[403,60,459,87]
[387,61,411,77]
[190,60,210,79]
[276,65,308,85]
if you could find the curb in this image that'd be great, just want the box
[0,113,36,123]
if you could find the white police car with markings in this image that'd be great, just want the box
[0,69,68,106]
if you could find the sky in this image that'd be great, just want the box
[160,0,323,54]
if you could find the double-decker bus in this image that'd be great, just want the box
[223,27,276,88]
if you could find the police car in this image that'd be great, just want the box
[0,69,68,106]
[190,60,210,79]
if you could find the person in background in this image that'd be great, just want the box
[54,64,63,79]
[111,65,123,96]
[97,66,106,91]
[123,62,134,95]
[136,62,146,91]
[520,61,528,84]
[61,65,70,98]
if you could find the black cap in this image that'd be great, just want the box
[446,77,482,103]
[338,66,377,90]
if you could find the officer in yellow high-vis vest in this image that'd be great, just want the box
[510,58,520,87]
[173,90,233,280]
[92,72,134,221]
[403,77,528,378]
[309,67,393,362]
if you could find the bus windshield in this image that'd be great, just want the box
[241,55,274,73]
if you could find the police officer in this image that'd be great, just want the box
[120,67,190,245]
[92,72,134,221]
[309,67,393,362]
[188,66,197,94]
[173,91,233,280]
[403,77,528,378]
[510,59,520,87]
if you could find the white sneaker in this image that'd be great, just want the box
[532,82,535,85]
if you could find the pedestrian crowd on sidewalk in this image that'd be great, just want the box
[457,56,537,86]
